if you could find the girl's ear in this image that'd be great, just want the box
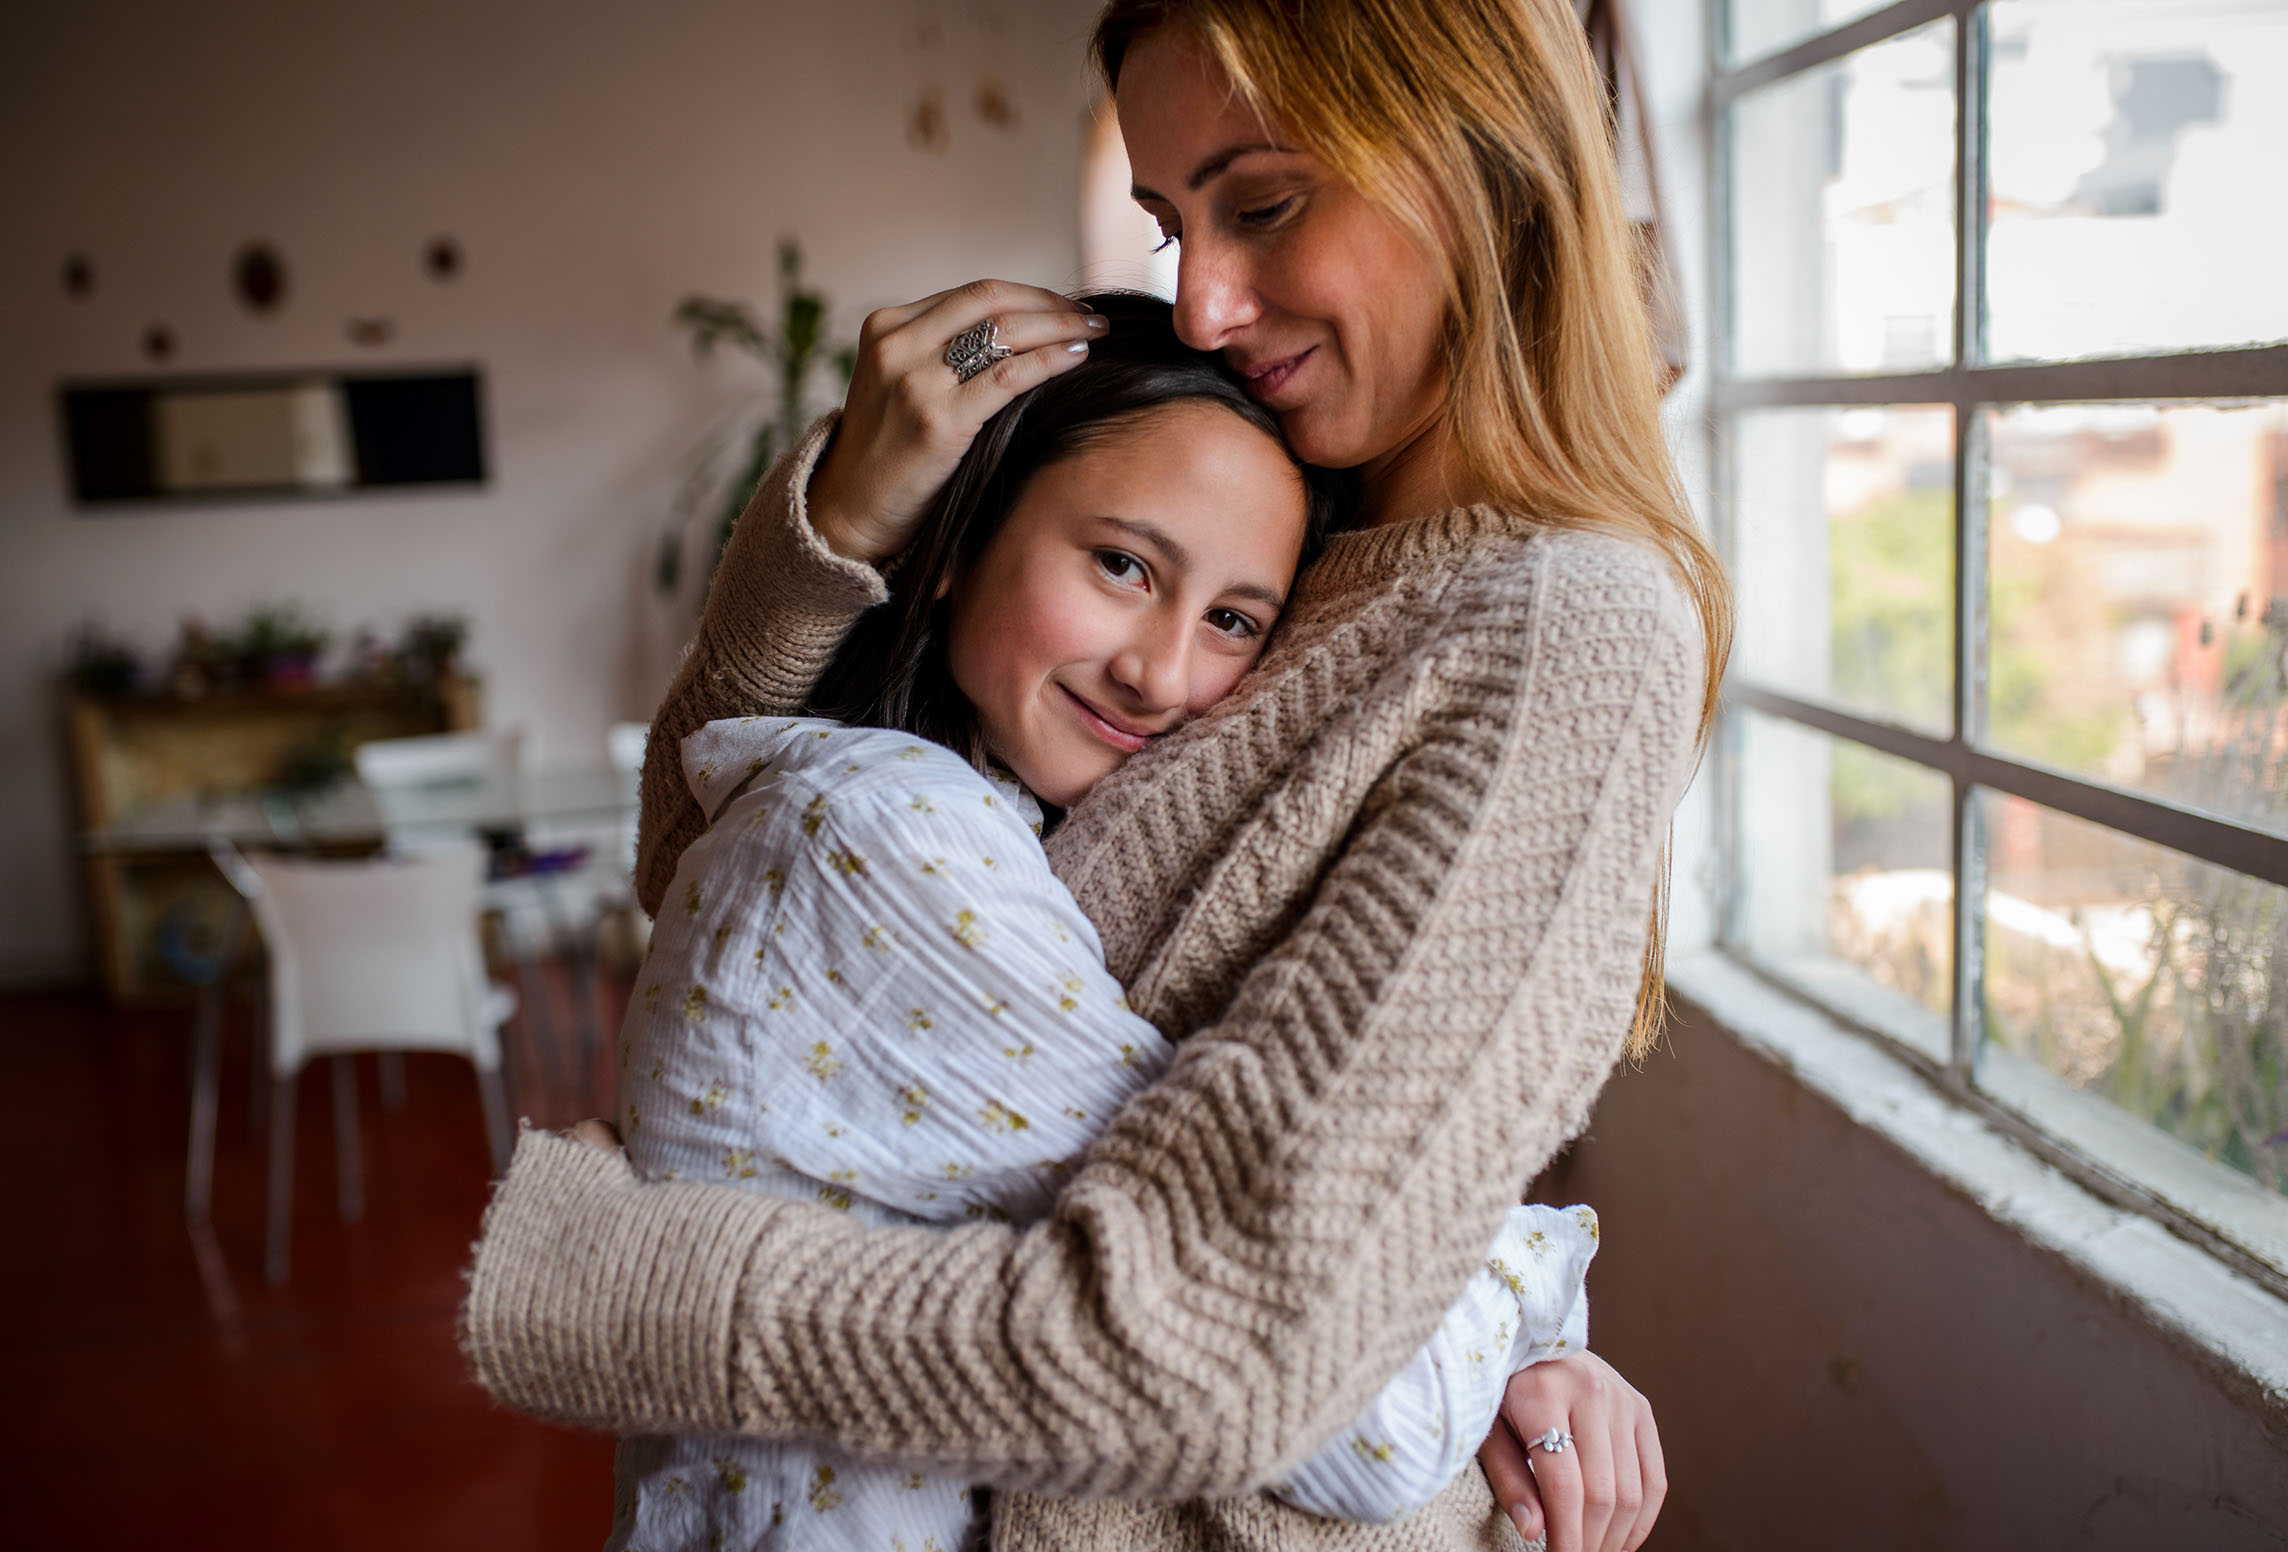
[934,568,955,602]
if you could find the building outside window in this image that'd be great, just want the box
[1710,0,2288,1293]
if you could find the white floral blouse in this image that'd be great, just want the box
[609,717,1600,1552]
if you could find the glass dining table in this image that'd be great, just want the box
[84,766,641,1122]
[79,766,638,855]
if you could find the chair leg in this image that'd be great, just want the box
[185,979,225,1223]
[540,881,604,1094]
[475,1063,512,1176]
[331,1056,364,1224]
[514,950,567,1092]
[187,902,245,1225]
[376,1050,408,1111]
[264,1074,298,1286]
[248,986,271,1136]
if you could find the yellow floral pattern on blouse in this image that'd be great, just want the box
[611,715,1600,1549]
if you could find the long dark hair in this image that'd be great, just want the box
[807,291,1349,765]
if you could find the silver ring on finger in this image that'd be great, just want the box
[944,318,1012,384]
[1527,1427,1573,1455]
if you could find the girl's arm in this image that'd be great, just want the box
[465,542,1702,1501]
[1273,1203,1596,1524]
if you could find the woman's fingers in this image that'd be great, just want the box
[1477,1417,1547,1544]
[1623,1387,1667,1551]
[1520,1419,1584,1552]
[807,278,1105,565]
[1483,1352,1669,1552]
[1569,1403,1620,1552]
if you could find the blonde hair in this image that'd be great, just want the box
[1093,0,1733,1061]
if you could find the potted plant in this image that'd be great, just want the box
[236,604,331,691]
[64,624,141,698]
[656,239,857,600]
[396,613,468,683]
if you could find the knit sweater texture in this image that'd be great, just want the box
[462,415,1705,1551]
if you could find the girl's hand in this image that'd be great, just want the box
[809,280,1107,565]
[1477,1353,1666,1552]
[567,1118,624,1153]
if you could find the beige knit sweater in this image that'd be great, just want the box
[462,418,1704,1551]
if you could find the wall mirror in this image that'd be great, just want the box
[60,367,486,507]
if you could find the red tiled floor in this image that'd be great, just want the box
[2,968,623,1549]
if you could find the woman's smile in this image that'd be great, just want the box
[1238,346,1316,408]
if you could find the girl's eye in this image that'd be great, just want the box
[1235,196,1297,229]
[1096,550,1147,586]
[1151,230,1179,253]
[1205,608,1259,640]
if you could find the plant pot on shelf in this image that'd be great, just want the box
[262,651,321,691]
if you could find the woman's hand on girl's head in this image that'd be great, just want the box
[808,280,1108,566]
[1477,1352,1666,1552]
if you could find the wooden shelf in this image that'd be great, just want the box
[64,677,481,1005]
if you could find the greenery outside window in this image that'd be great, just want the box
[1710,0,2288,1295]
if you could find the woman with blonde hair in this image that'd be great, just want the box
[463,2,1728,1549]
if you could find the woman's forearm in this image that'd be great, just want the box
[634,412,886,914]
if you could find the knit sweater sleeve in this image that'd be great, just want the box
[463,537,1704,1499]
[634,412,884,916]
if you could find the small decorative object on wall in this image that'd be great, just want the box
[424,236,462,281]
[907,86,949,150]
[233,242,286,313]
[656,240,856,598]
[60,366,487,506]
[974,75,1017,129]
[142,325,175,362]
[345,316,396,348]
[63,253,95,298]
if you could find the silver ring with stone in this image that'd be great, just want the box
[1527,1427,1572,1455]
[944,318,1011,383]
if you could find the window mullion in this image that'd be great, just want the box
[1947,4,1988,1082]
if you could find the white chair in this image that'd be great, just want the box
[607,721,648,884]
[203,839,514,1284]
[355,729,585,1080]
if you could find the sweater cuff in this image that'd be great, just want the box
[461,1126,773,1434]
[698,411,889,708]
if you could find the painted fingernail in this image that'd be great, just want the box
[1083,314,1110,332]
[1065,340,1090,354]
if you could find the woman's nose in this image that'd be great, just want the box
[1172,237,1259,352]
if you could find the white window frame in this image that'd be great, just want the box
[1704,0,2288,1300]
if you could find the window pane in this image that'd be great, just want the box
[1981,794,2288,1201]
[1730,22,1956,378]
[1737,711,1954,1058]
[1726,0,1893,67]
[1986,0,2288,363]
[1986,400,2288,839]
[1734,406,1956,733]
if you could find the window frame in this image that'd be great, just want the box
[1703,0,2288,1299]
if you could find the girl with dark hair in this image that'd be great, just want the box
[604,295,1601,1552]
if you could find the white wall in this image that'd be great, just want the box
[0,0,1105,984]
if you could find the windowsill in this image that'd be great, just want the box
[1666,950,2288,1422]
